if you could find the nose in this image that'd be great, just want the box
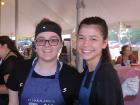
[44,40,50,47]
[83,39,89,47]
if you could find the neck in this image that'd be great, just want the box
[36,59,58,73]
[2,50,11,61]
[86,56,101,72]
[122,55,129,60]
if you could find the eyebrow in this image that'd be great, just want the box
[78,34,98,38]
[37,36,59,39]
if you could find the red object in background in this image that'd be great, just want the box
[114,65,140,105]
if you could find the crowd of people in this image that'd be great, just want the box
[1,16,139,105]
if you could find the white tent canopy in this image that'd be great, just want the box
[1,0,140,37]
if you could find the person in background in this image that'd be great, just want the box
[30,41,37,60]
[0,36,23,105]
[7,18,81,105]
[76,16,124,105]
[115,45,137,66]
[59,45,69,64]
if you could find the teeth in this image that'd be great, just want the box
[83,50,91,53]
[43,50,51,53]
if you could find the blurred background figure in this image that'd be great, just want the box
[0,36,23,105]
[59,45,69,64]
[115,45,137,66]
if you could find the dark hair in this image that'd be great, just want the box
[120,45,131,54]
[77,16,111,63]
[0,36,23,59]
[35,18,62,41]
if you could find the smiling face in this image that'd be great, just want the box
[76,24,108,63]
[35,31,62,62]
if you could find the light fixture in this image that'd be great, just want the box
[1,1,5,6]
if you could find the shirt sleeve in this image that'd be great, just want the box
[2,56,17,75]
[6,61,21,91]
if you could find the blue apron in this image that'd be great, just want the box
[20,59,65,105]
[79,60,101,105]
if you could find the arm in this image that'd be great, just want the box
[0,74,9,94]
[130,54,137,63]
[96,66,124,105]
[108,68,124,105]
[0,84,8,94]
[115,56,122,64]
[8,89,19,105]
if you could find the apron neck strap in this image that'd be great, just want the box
[31,59,61,79]
[55,61,61,79]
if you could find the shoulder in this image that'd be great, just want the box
[4,56,18,64]
[4,55,23,66]
[117,55,122,60]
[61,63,80,75]
[130,54,136,59]
[6,59,33,91]
[60,63,81,82]
[59,63,82,104]
[10,59,33,78]
[100,62,116,72]
[16,58,32,68]
[97,62,119,82]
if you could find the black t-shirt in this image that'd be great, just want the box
[6,59,82,105]
[0,56,20,84]
[83,62,124,105]
[0,56,23,105]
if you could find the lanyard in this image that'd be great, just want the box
[82,58,102,89]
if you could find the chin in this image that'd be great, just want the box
[44,56,58,61]
[82,56,91,61]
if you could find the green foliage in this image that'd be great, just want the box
[109,28,140,45]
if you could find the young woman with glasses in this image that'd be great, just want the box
[7,19,81,105]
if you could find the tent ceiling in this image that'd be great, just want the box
[1,0,140,36]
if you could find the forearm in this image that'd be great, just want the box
[0,84,8,94]
[8,89,19,105]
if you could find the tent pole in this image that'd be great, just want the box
[0,0,1,35]
[15,0,18,45]
[76,0,84,72]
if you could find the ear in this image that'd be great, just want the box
[3,44,8,48]
[102,39,108,49]
[32,41,36,49]
[59,41,63,50]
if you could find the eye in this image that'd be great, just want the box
[77,36,84,40]
[91,38,96,40]
[50,39,59,42]
[36,39,45,42]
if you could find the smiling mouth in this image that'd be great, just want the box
[43,50,52,53]
[83,50,91,53]
[82,49,94,53]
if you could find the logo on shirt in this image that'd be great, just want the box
[62,88,67,92]
[19,83,23,87]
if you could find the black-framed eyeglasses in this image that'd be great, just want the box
[35,38,59,46]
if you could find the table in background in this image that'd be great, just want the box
[114,65,140,105]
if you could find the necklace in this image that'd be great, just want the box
[2,50,11,61]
